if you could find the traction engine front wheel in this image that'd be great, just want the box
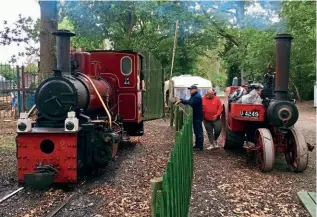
[255,128,275,172]
[284,127,308,172]
[220,107,244,149]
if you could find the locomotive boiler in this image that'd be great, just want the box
[221,34,314,172]
[16,30,145,187]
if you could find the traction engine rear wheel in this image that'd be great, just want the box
[284,127,308,172]
[255,128,275,172]
[220,107,244,149]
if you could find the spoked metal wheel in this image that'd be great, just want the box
[284,127,308,172]
[255,128,275,172]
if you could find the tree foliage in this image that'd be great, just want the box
[0,1,315,99]
[0,64,16,80]
[280,1,316,99]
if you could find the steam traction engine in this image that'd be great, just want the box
[221,34,313,172]
[16,30,145,187]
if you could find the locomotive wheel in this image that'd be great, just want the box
[255,128,275,172]
[284,127,308,172]
[220,107,244,149]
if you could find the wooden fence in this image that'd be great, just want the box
[151,104,193,217]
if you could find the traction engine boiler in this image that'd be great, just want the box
[221,34,314,172]
[16,30,144,187]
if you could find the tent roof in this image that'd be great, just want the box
[165,75,212,88]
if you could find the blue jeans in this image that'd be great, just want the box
[193,119,204,149]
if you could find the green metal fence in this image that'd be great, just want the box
[142,52,165,120]
[0,63,39,119]
[151,104,193,217]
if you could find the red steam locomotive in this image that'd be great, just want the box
[16,30,145,187]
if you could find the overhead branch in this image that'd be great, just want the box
[201,8,239,47]
[148,35,169,50]
[220,10,236,16]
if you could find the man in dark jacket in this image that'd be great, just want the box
[176,85,204,151]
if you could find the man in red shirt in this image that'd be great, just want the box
[202,88,223,150]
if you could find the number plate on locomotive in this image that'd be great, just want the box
[240,110,259,118]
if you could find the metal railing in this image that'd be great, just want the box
[0,63,40,119]
[151,104,193,217]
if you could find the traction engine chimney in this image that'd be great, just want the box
[52,30,76,75]
[274,34,293,100]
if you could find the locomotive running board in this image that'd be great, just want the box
[24,172,55,189]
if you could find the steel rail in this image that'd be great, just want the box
[0,187,24,203]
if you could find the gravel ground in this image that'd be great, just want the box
[189,101,316,217]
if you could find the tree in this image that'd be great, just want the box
[0,15,40,63]
[280,1,316,100]
[39,0,58,79]
[60,1,219,77]
[0,64,16,80]
[25,63,38,73]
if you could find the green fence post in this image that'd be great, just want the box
[175,105,179,131]
[156,190,163,217]
[151,177,163,217]
[170,103,174,127]
[151,105,194,217]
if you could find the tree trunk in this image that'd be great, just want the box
[39,1,58,80]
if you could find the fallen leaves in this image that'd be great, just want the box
[189,104,316,217]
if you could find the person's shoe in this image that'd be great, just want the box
[206,144,214,150]
[193,146,203,151]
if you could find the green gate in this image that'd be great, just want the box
[142,51,164,120]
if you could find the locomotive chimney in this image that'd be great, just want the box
[52,30,76,75]
[274,34,293,100]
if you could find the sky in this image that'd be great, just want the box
[0,0,40,65]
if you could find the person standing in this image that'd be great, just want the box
[11,92,17,119]
[176,85,204,151]
[202,88,223,150]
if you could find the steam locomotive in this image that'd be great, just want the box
[16,30,145,187]
[221,34,313,172]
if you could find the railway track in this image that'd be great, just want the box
[0,184,84,217]
[0,187,24,203]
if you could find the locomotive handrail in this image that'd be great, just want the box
[27,104,36,118]
[77,72,112,128]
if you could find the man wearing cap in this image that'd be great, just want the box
[202,88,223,149]
[176,85,204,151]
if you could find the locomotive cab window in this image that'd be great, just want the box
[121,56,132,75]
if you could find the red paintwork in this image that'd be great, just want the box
[72,52,93,77]
[224,86,265,132]
[17,133,77,183]
[225,86,290,153]
[72,51,142,123]
[77,75,112,114]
